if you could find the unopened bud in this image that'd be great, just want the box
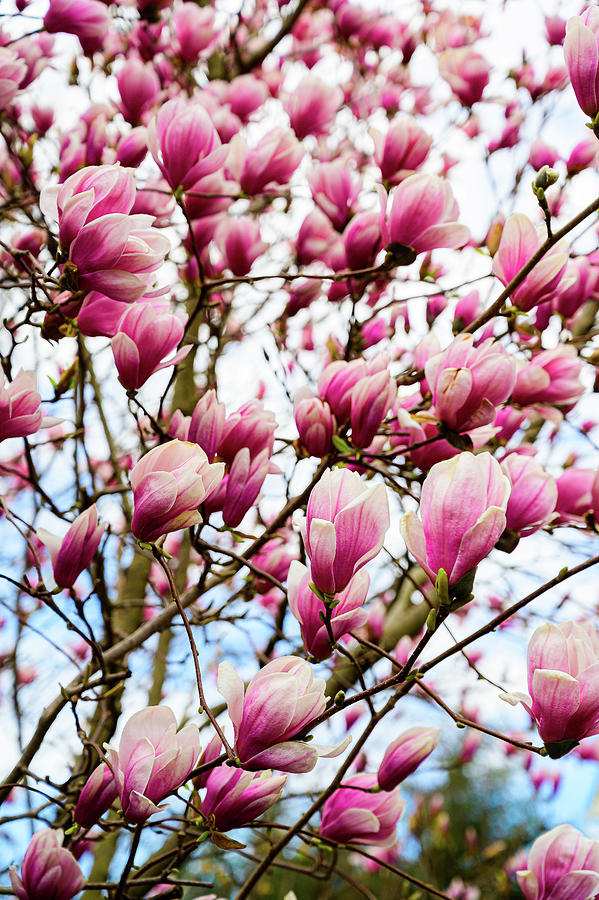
[534,165,559,191]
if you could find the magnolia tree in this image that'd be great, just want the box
[3,0,599,897]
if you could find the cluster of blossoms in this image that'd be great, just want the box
[4,0,599,898]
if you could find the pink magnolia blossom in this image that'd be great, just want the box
[343,210,383,269]
[319,773,405,847]
[517,824,599,900]
[117,59,160,126]
[112,301,190,390]
[0,370,43,442]
[511,346,585,410]
[492,214,569,312]
[106,706,201,824]
[136,0,171,15]
[43,0,110,54]
[505,622,599,754]
[401,452,510,587]
[296,209,341,267]
[439,47,490,106]
[317,358,368,423]
[529,139,560,171]
[65,212,168,302]
[172,4,219,62]
[227,75,269,122]
[541,68,571,98]
[215,217,268,276]
[493,406,527,443]
[489,104,525,153]
[130,439,224,542]
[229,129,304,195]
[14,34,53,90]
[40,164,136,251]
[391,405,498,471]
[373,116,432,185]
[500,455,557,537]
[413,333,441,390]
[116,128,148,169]
[350,369,396,448]
[186,390,227,461]
[217,656,349,772]
[128,19,167,59]
[74,762,118,829]
[555,468,596,525]
[564,9,599,121]
[566,136,598,175]
[546,14,567,46]
[210,108,242,147]
[377,727,441,791]
[360,13,404,50]
[286,76,342,140]
[294,388,337,458]
[37,504,105,588]
[185,215,220,253]
[10,829,85,900]
[76,291,132,338]
[425,293,448,326]
[554,257,598,318]
[192,734,224,790]
[251,532,297,594]
[0,48,26,110]
[285,280,321,317]
[453,291,481,330]
[386,173,469,255]
[334,0,367,40]
[592,473,599,524]
[219,446,271,528]
[362,314,393,347]
[287,561,369,660]
[168,410,190,441]
[309,161,360,231]
[199,765,286,832]
[183,170,236,220]
[217,399,277,466]
[9,228,46,264]
[148,98,226,191]
[301,467,390,597]
[425,334,516,433]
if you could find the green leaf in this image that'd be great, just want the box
[426,608,437,632]
[435,568,449,606]
[332,435,353,454]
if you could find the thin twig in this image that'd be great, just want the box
[152,548,234,759]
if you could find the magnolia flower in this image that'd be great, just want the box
[107,706,201,824]
[37,504,105,588]
[319,774,405,847]
[130,440,224,542]
[301,467,390,597]
[217,656,350,773]
[517,824,599,900]
[10,829,85,900]
[502,621,599,756]
[401,452,510,587]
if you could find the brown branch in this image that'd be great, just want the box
[237,0,312,73]
[153,548,234,759]
[415,679,541,754]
